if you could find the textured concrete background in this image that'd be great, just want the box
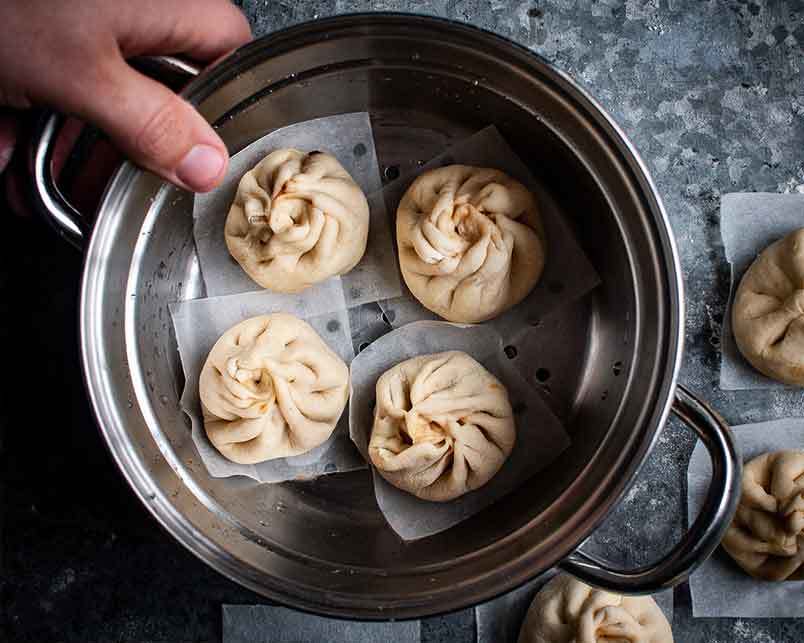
[3,1,804,642]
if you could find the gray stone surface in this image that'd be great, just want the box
[233,1,804,641]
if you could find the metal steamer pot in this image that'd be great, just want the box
[32,14,741,619]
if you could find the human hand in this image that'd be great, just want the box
[0,0,251,194]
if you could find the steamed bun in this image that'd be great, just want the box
[199,313,349,464]
[732,228,804,385]
[519,574,674,643]
[368,351,515,502]
[396,165,546,323]
[225,149,369,293]
[722,450,804,581]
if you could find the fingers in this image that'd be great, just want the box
[116,0,252,62]
[0,0,252,194]
[51,117,86,180]
[81,56,228,192]
[0,110,19,174]
[69,138,121,216]
[0,110,28,217]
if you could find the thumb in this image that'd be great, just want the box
[80,58,228,192]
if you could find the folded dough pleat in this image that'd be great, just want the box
[518,574,674,643]
[722,450,804,580]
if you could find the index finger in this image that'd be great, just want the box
[0,110,19,174]
[115,0,253,63]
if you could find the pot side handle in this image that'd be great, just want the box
[30,56,201,250]
[559,384,742,595]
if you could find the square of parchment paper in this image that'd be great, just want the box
[170,283,365,483]
[193,112,401,307]
[376,125,600,372]
[719,192,804,391]
[222,605,420,643]
[688,418,804,617]
[349,321,570,541]
[475,572,673,643]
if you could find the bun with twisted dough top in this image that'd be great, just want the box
[396,165,546,323]
[225,149,369,293]
[519,574,673,643]
[368,351,515,502]
[732,228,804,386]
[199,314,349,464]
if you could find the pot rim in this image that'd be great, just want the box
[79,13,684,618]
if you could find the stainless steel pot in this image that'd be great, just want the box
[31,14,741,619]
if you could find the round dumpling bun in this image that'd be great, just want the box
[396,165,546,323]
[722,450,804,581]
[732,228,804,385]
[225,148,370,293]
[199,313,349,464]
[519,574,674,643]
[368,351,516,502]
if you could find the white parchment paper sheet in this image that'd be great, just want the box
[475,572,673,643]
[349,321,571,541]
[222,605,420,643]
[719,192,804,390]
[193,112,401,307]
[378,125,600,346]
[688,418,804,617]
[170,283,365,482]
